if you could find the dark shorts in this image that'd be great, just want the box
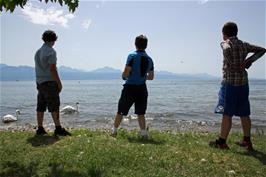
[36,81,60,112]
[117,84,148,116]
[224,83,250,117]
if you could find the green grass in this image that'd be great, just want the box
[0,129,266,177]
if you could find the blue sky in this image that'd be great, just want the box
[0,0,265,78]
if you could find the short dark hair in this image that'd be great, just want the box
[135,35,148,50]
[42,30,57,42]
[222,22,238,37]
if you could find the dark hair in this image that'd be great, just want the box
[42,30,57,42]
[222,22,238,37]
[135,35,148,50]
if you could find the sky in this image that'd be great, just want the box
[0,0,265,78]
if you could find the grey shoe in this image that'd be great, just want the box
[111,128,117,137]
[139,129,149,139]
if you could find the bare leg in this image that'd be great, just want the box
[137,114,146,130]
[37,112,44,127]
[239,116,253,150]
[240,116,251,137]
[138,115,148,138]
[114,113,123,128]
[51,111,61,127]
[111,113,123,136]
[220,114,232,139]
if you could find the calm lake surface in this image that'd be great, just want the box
[0,79,265,131]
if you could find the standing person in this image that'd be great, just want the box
[34,30,71,136]
[111,35,154,138]
[210,22,266,150]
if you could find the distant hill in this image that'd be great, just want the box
[0,63,218,81]
[91,66,121,73]
[0,64,35,81]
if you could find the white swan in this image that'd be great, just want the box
[2,110,21,123]
[60,102,79,114]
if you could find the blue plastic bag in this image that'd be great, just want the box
[214,82,226,114]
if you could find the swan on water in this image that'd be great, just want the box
[2,110,21,123]
[60,102,79,114]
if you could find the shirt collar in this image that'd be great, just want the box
[228,36,238,41]
[43,42,52,48]
[136,50,146,53]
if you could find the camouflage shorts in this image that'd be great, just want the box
[36,81,60,112]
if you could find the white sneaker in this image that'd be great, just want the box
[111,128,117,137]
[140,129,149,139]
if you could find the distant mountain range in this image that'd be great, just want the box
[0,63,218,81]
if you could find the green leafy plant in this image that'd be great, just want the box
[0,0,79,13]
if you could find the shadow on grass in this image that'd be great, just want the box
[0,161,38,177]
[237,149,266,165]
[87,164,104,177]
[0,161,103,177]
[127,136,165,145]
[27,135,60,147]
[49,163,104,177]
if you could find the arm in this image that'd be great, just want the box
[244,50,266,69]
[221,42,233,66]
[50,64,62,92]
[147,71,154,80]
[122,54,134,80]
[122,66,132,80]
[147,59,154,80]
[47,50,62,92]
[242,44,266,69]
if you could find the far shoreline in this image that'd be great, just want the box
[1,122,265,135]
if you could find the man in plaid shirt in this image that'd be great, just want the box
[210,22,266,150]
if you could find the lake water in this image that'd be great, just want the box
[0,79,265,131]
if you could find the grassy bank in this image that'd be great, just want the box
[0,129,266,177]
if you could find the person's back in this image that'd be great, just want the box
[125,50,153,85]
[34,30,70,136]
[112,35,154,138]
[210,22,266,150]
[35,43,57,84]
[221,36,259,86]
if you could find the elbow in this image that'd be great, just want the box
[147,72,154,80]
[147,75,154,80]
[50,69,56,74]
[258,48,266,57]
[122,72,129,78]
[260,48,266,54]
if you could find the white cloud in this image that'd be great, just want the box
[82,19,92,30]
[21,3,74,28]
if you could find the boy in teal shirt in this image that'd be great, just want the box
[112,35,154,138]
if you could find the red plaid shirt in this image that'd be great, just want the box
[221,37,264,86]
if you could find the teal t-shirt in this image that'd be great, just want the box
[34,43,57,84]
[125,50,154,85]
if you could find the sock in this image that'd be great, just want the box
[218,137,226,144]
[112,127,117,133]
[243,136,251,142]
[140,129,148,136]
